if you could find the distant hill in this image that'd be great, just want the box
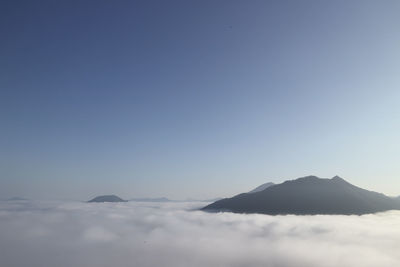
[88,195,126,203]
[249,182,275,193]
[202,176,400,215]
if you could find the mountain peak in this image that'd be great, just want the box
[289,175,324,183]
[331,175,348,183]
[299,175,321,180]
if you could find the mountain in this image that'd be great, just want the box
[129,197,171,202]
[202,176,400,215]
[88,195,126,203]
[249,182,275,193]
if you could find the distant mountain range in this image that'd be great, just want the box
[0,197,29,201]
[128,197,223,202]
[88,195,220,203]
[6,197,29,201]
[88,195,127,203]
[202,176,400,215]
[129,197,171,202]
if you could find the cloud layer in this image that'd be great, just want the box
[0,200,399,267]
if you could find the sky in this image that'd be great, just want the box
[1,0,400,200]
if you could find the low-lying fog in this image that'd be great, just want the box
[0,200,399,267]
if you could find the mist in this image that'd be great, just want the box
[0,200,399,267]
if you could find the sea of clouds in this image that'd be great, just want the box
[0,200,399,267]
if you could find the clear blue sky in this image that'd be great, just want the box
[1,0,400,200]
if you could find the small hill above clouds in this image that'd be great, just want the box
[88,195,126,203]
[202,175,400,215]
[249,182,275,193]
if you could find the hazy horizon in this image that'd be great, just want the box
[2,0,400,200]
[2,175,400,202]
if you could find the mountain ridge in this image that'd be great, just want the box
[202,176,400,215]
[249,182,275,193]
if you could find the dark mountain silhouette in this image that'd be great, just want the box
[88,195,126,203]
[202,176,400,215]
[249,182,275,193]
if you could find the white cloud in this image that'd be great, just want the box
[0,200,399,267]
[83,226,117,243]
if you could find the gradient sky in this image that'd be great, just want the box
[1,0,400,200]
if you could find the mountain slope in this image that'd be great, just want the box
[249,182,275,193]
[88,195,126,203]
[202,176,400,215]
